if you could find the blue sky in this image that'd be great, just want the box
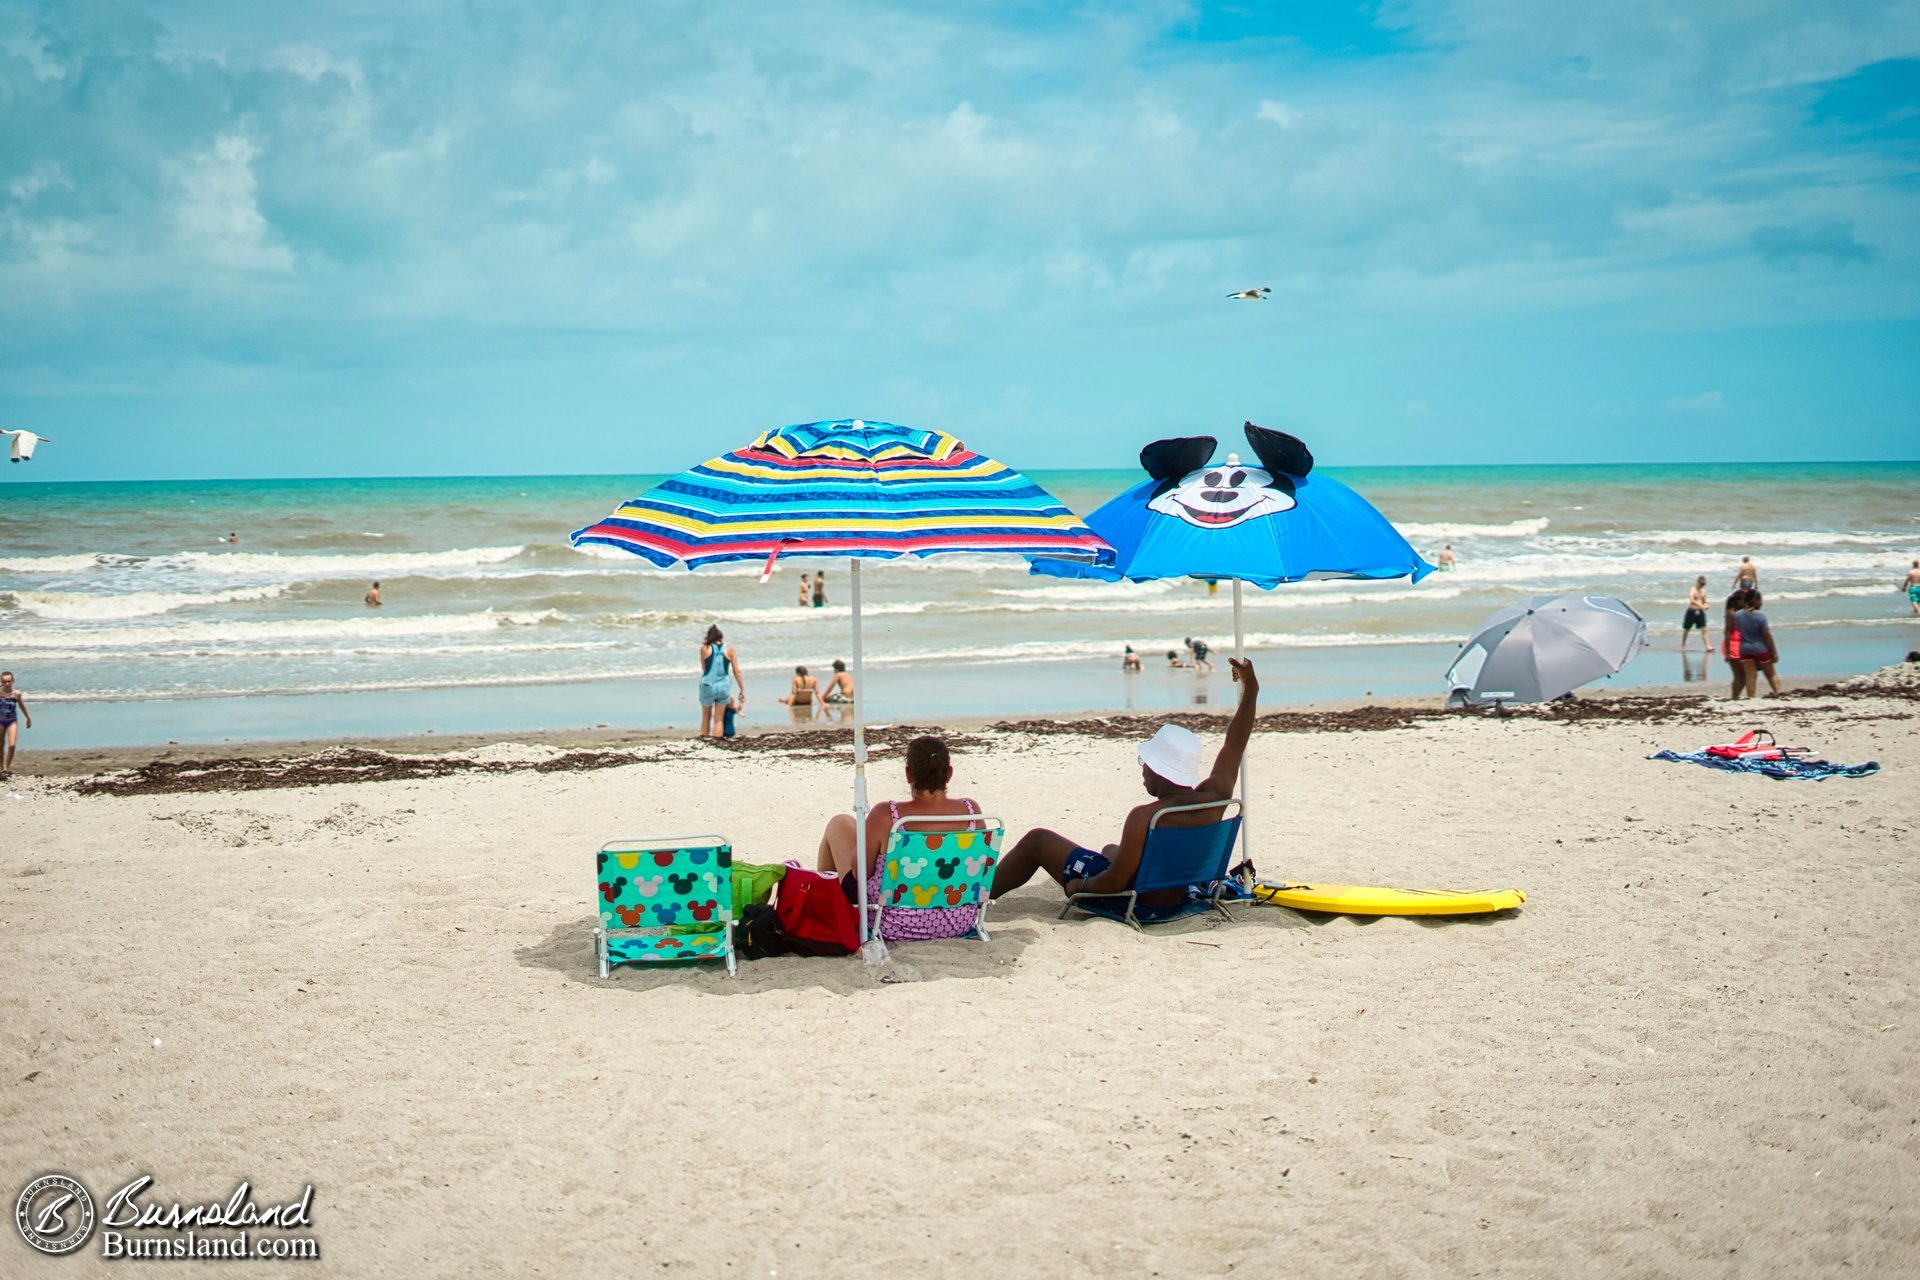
[2,0,1916,481]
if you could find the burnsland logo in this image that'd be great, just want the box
[15,1175,95,1256]
[14,1173,319,1262]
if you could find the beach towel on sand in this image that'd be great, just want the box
[1649,750,1880,781]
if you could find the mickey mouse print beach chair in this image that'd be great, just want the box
[1060,799,1243,930]
[872,814,1005,943]
[594,834,736,978]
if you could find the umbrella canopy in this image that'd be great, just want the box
[1028,423,1433,589]
[573,418,1110,570]
[1028,423,1432,867]
[1445,594,1648,706]
[571,418,1112,942]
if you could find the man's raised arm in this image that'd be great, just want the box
[1201,658,1259,795]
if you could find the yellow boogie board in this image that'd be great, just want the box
[1254,882,1525,916]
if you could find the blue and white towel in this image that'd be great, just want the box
[1648,750,1881,781]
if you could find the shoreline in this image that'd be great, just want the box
[19,666,1916,789]
[18,621,1917,755]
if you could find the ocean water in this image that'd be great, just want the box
[3,463,1917,747]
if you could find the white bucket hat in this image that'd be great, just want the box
[1138,724,1203,788]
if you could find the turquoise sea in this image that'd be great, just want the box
[3,462,1917,747]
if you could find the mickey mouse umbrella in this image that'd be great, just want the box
[1029,422,1433,862]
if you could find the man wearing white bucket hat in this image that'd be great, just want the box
[992,658,1258,911]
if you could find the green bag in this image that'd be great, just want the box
[668,861,786,937]
[731,861,787,916]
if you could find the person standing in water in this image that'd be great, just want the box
[0,671,31,778]
[1733,556,1758,592]
[1681,576,1710,654]
[1436,544,1455,571]
[796,573,812,607]
[1904,560,1920,615]
[365,581,383,608]
[812,572,827,608]
[697,625,745,737]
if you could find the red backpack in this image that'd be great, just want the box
[773,866,860,956]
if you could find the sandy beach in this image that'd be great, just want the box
[4,668,1916,1276]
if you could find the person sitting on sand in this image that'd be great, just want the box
[992,658,1257,912]
[0,670,31,778]
[823,658,854,703]
[815,735,987,940]
[779,665,820,713]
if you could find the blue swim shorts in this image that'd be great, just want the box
[1062,847,1111,884]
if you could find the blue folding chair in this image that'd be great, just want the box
[1059,799,1244,930]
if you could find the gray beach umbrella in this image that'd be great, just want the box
[1445,594,1648,707]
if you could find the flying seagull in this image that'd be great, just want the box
[3,429,49,463]
[1226,287,1271,301]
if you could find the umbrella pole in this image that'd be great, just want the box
[851,558,870,942]
[1233,580,1252,868]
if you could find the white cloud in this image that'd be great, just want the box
[1256,100,1300,129]
[169,135,293,272]
[1666,390,1726,413]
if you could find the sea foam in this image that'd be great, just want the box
[1,584,290,621]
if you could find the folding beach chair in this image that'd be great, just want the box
[594,834,736,978]
[872,815,1006,943]
[1059,799,1244,930]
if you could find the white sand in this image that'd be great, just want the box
[4,686,1917,1276]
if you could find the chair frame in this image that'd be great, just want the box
[871,814,1006,944]
[1059,798,1244,931]
[594,832,736,978]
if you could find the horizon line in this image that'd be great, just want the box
[5,458,1919,487]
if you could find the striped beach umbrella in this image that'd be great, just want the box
[572,418,1108,571]
[572,418,1112,940]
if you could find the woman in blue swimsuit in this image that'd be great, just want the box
[696,626,744,738]
[0,670,31,777]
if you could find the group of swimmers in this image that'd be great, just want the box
[695,623,856,736]
[812,656,1259,934]
[1122,637,1214,673]
[777,660,856,717]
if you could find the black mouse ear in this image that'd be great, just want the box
[1140,436,1216,484]
[1244,422,1312,477]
